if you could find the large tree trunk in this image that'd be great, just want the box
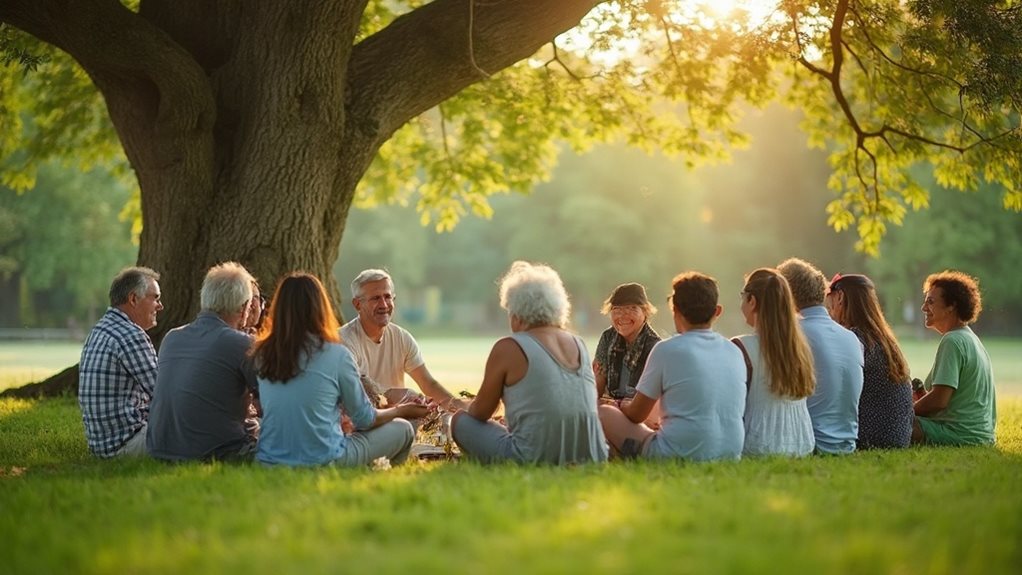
[0,0,601,396]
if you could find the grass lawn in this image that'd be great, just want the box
[2,335,1022,574]
[1,396,1020,574]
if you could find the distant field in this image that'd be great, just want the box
[0,342,83,392]
[1,336,1020,396]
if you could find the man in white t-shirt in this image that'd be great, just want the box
[340,269,465,410]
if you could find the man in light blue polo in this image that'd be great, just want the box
[779,258,863,454]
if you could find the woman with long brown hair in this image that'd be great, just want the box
[735,268,816,457]
[251,272,427,467]
[825,273,913,449]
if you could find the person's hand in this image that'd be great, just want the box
[341,413,354,434]
[398,401,430,420]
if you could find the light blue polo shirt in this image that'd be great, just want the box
[800,306,864,454]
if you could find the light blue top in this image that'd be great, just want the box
[737,334,815,457]
[500,332,608,465]
[636,329,746,461]
[256,342,376,466]
[799,306,864,454]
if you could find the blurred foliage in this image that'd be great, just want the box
[338,104,867,336]
[865,173,1022,335]
[0,162,136,327]
[2,1,1018,256]
[354,0,1021,253]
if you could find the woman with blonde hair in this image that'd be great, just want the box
[825,274,913,448]
[451,261,607,465]
[735,268,816,456]
[252,273,427,467]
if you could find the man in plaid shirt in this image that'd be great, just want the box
[79,267,164,457]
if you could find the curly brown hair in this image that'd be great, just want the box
[924,271,983,324]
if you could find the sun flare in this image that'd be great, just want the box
[687,0,783,29]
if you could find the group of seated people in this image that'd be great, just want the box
[77,257,997,467]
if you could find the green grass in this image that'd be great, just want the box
[1,395,1020,574]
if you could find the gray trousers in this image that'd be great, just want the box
[337,419,415,466]
[115,423,148,457]
[451,414,518,464]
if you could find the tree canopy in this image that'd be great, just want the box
[0,0,1019,338]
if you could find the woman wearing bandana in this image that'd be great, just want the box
[593,283,661,403]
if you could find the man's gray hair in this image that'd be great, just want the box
[777,257,827,309]
[200,262,255,314]
[499,261,571,328]
[109,267,160,306]
[351,269,393,299]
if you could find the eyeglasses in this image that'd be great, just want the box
[610,305,643,316]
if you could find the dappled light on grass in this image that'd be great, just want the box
[0,397,34,418]
[762,491,807,517]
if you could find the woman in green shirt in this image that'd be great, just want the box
[913,271,996,446]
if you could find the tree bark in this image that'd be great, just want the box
[0,0,602,396]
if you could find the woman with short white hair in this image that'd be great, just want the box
[451,261,608,464]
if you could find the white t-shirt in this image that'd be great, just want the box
[339,319,424,390]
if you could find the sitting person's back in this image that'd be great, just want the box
[740,333,815,456]
[147,262,260,461]
[599,272,745,462]
[779,258,863,454]
[736,268,816,457]
[501,330,605,464]
[252,273,427,468]
[640,328,746,461]
[452,261,607,465]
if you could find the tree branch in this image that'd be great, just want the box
[345,0,602,146]
[0,0,214,138]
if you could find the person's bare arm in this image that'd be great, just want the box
[371,401,430,429]
[620,392,657,424]
[408,364,467,410]
[466,337,521,421]
[914,384,954,417]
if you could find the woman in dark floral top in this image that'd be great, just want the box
[593,283,661,401]
[825,273,913,449]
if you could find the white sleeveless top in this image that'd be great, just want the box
[738,334,815,457]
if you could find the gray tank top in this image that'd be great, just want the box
[503,332,608,464]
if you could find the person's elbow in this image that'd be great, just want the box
[352,410,376,431]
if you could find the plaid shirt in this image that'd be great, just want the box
[78,307,158,457]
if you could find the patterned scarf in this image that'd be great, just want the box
[596,322,661,398]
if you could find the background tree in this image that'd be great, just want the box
[865,175,1022,336]
[0,0,1018,397]
[0,163,136,329]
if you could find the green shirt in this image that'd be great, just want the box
[922,327,996,445]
